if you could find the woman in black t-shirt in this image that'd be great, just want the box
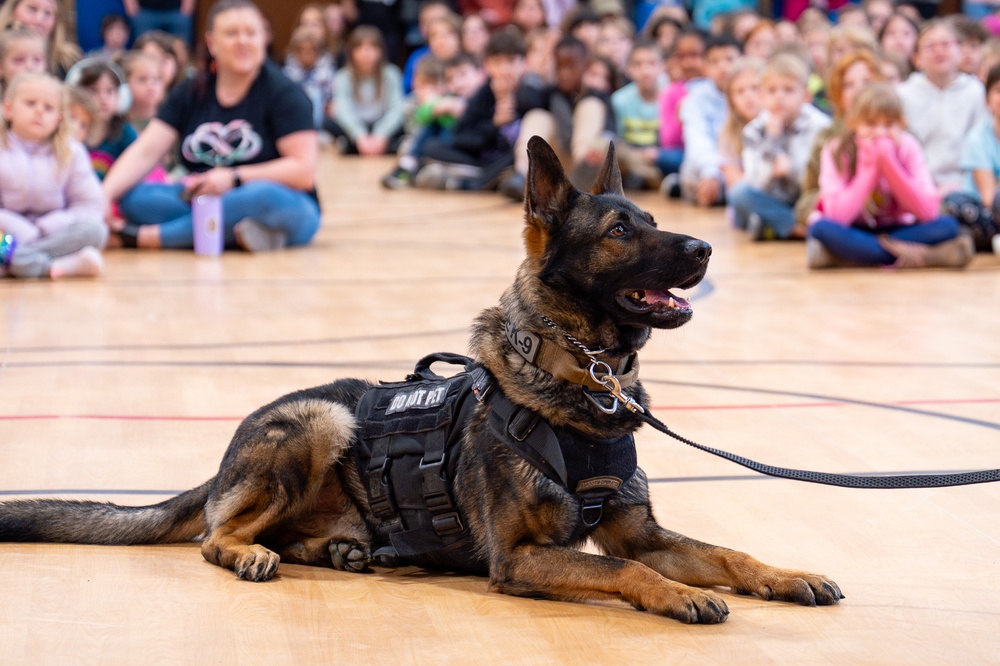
[103,0,320,252]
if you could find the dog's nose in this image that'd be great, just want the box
[685,240,712,265]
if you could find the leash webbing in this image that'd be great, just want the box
[637,410,1000,489]
[500,317,1000,490]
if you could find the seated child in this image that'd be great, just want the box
[808,83,973,269]
[328,26,405,156]
[283,26,337,130]
[678,34,742,206]
[72,60,137,180]
[729,52,831,240]
[944,62,1000,253]
[0,27,46,95]
[717,58,763,203]
[415,27,546,192]
[85,15,129,61]
[382,53,485,188]
[611,40,667,190]
[505,34,616,194]
[898,19,988,196]
[122,52,165,133]
[658,29,707,194]
[0,73,106,279]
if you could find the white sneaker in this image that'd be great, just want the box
[806,237,838,269]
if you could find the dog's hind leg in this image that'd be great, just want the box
[200,398,360,581]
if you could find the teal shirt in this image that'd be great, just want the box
[960,118,1000,200]
[611,82,660,149]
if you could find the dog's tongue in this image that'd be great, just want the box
[645,290,690,309]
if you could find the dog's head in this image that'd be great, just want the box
[521,136,711,334]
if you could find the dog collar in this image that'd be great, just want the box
[503,317,640,393]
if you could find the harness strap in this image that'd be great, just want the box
[366,436,398,522]
[471,366,636,535]
[419,427,464,537]
[471,366,568,486]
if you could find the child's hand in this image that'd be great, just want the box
[493,95,516,127]
[641,147,659,164]
[772,153,791,178]
[356,134,388,156]
[764,112,786,139]
[856,136,878,168]
[874,135,896,162]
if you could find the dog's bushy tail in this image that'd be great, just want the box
[0,480,211,545]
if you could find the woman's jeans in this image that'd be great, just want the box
[119,180,321,249]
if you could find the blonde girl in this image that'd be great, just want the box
[329,26,404,156]
[718,57,763,192]
[0,0,80,76]
[0,72,106,278]
[0,27,46,91]
[808,83,972,269]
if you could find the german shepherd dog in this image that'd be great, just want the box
[0,138,842,624]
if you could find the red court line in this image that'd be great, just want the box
[0,414,244,421]
[0,397,996,421]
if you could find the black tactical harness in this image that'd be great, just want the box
[354,353,637,569]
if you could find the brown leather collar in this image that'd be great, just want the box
[504,318,640,392]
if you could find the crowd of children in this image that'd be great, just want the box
[284,0,997,270]
[1,0,1000,281]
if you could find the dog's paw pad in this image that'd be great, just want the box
[329,539,372,572]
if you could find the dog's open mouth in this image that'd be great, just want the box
[618,289,693,314]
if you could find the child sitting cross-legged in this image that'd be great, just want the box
[728,52,831,241]
[0,73,106,279]
[807,83,974,270]
[381,53,485,189]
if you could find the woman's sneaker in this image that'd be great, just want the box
[234,218,287,253]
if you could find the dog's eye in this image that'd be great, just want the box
[608,223,628,238]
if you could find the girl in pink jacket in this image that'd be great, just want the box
[807,83,973,269]
[0,72,106,278]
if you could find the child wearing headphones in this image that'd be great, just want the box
[0,73,107,279]
[73,59,136,180]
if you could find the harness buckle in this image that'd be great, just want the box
[431,511,464,536]
[423,490,454,513]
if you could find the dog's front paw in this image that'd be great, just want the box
[736,571,844,606]
[639,585,730,624]
[329,539,372,572]
[234,545,280,582]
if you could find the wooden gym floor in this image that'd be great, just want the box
[1,148,998,664]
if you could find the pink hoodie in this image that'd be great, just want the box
[814,131,940,227]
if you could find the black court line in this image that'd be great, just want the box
[1,328,469,354]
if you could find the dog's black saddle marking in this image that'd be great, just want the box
[354,353,637,570]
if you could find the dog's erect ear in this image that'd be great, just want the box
[590,141,624,197]
[524,136,573,233]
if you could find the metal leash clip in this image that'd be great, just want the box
[584,361,646,415]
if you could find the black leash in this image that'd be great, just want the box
[517,318,1000,489]
[636,409,1000,489]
